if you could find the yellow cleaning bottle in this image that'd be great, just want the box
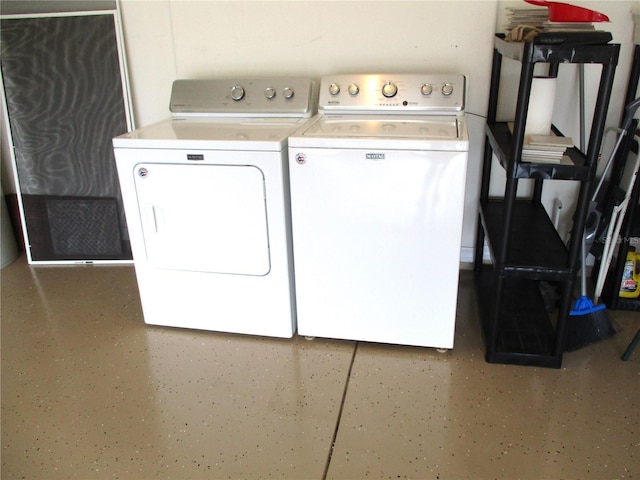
[619,249,640,298]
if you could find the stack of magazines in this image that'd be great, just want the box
[505,7,548,31]
[522,134,574,164]
[505,7,599,41]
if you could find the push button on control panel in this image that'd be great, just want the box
[283,87,294,99]
[231,85,245,101]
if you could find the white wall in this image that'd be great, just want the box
[2,0,637,258]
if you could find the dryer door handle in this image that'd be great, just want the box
[143,204,164,233]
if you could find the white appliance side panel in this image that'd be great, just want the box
[133,163,270,275]
[288,147,468,348]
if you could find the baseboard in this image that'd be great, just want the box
[460,246,491,269]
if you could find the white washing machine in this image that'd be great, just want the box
[113,77,315,337]
[288,74,468,349]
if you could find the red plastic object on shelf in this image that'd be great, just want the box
[524,0,609,22]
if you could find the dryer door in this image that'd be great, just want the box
[133,163,270,275]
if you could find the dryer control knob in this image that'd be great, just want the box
[441,84,454,96]
[231,85,245,101]
[265,87,276,99]
[382,81,398,98]
[283,87,294,99]
[421,84,433,96]
[348,83,359,96]
[329,83,340,96]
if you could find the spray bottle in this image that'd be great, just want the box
[619,248,640,298]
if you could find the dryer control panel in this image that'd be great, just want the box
[318,74,465,115]
[170,77,316,117]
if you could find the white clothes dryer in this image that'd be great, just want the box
[288,74,468,349]
[113,78,315,337]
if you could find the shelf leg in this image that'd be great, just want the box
[622,328,640,361]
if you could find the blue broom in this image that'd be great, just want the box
[565,230,615,352]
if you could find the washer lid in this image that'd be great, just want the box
[289,114,468,151]
[301,115,461,140]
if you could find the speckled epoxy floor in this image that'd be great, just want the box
[1,255,638,479]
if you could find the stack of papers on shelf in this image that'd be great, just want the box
[505,8,547,40]
[505,8,547,31]
[522,134,574,164]
[505,8,602,41]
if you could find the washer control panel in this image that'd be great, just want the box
[170,77,315,117]
[318,74,465,114]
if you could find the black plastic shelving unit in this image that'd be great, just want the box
[474,35,620,368]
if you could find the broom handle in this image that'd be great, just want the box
[578,66,588,298]
[580,232,588,297]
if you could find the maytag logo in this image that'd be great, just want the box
[366,153,385,160]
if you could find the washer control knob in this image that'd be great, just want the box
[441,83,454,96]
[421,83,433,96]
[265,87,276,99]
[329,83,340,96]
[348,83,359,96]
[283,87,294,99]
[382,81,398,98]
[231,85,245,101]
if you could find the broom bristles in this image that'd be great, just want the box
[565,296,615,352]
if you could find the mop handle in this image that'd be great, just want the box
[591,98,640,203]
[592,129,627,202]
[594,200,629,303]
[579,65,586,152]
